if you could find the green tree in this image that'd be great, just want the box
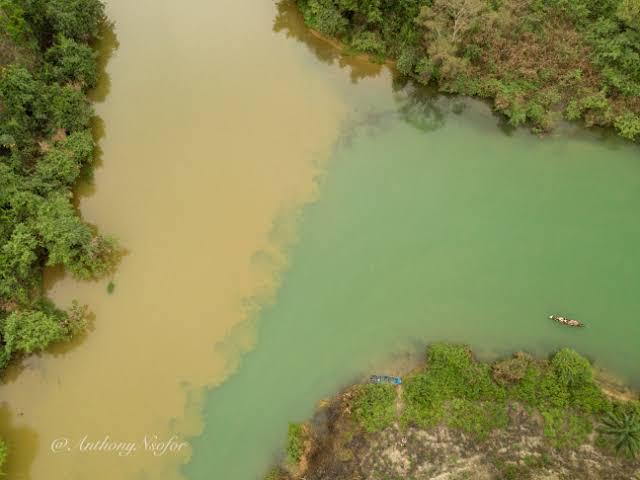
[46,83,93,133]
[44,36,98,89]
[0,223,38,304]
[33,193,115,278]
[1,309,67,356]
[33,130,94,192]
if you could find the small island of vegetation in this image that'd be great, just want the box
[267,344,639,479]
[0,0,112,472]
[294,0,640,140]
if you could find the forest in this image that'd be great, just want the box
[0,0,110,470]
[296,0,640,138]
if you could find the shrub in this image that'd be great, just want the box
[1,309,68,356]
[615,112,640,141]
[404,344,506,432]
[352,383,396,432]
[349,31,386,59]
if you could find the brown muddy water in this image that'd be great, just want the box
[0,1,346,478]
[2,1,640,480]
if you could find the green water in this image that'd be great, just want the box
[186,12,640,480]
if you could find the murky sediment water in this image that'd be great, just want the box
[1,2,639,480]
[0,1,344,479]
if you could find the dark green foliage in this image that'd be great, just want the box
[42,0,104,40]
[599,408,640,458]
[0,0,112,385]
[47,83,93,132]
[298,0,348,36]
[286,423,304,463]
[539,348,608,413]
[1,309,67,355]
[352,383,396,432]
[295,0,640,140]
[33,130,95,192]
[403,344,506,431]
[45,36,98,89]
[23,0,105,45]
[400,345,614,448]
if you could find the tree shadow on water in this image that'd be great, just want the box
[0,403,38,480]
[392,76,447,134]
[272,0,384,84]
[88,19,119,104]
[273,1,450,140]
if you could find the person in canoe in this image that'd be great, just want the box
[549,314,584,327]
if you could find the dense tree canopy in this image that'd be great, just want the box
[297,0,640,139]
[0,0,112,381]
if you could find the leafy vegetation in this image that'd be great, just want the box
[352,383,397,432]
[295,0,640,139]
[398,344,627,453]
[0,0,112,375]
[271,345,639,479]
[286,423,305,463]
[336,344,624,448]
[402,343,506,436]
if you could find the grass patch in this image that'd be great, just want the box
[352,383,397,432]
[286,423,304,464]
[402,344,506,433]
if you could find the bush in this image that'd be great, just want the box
[404,344,506,433]
[352,383,396,432]
[1,309,68,355]
[615,112,640,141]
[349,31,386,59]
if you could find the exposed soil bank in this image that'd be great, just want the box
[268,346,639,480]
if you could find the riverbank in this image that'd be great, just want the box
[293,0,640,141]
[267,344,639,479]
[0,0,113,473]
